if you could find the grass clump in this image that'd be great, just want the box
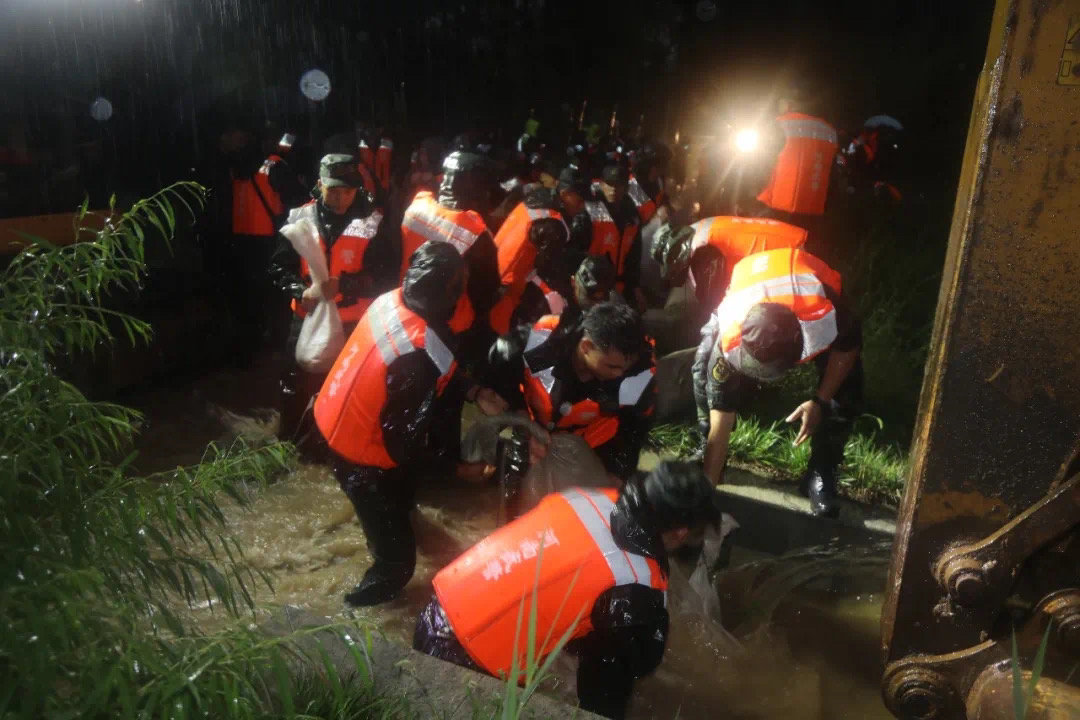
[648,418,907,505]
[0,185,402,719]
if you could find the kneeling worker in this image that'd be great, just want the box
[692,247,862,517]
[414,461,721,720]
[488,302,656,519]
[314,243,508,606]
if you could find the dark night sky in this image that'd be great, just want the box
[0,0,995,212]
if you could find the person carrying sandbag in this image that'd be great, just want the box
[268,154,397,452]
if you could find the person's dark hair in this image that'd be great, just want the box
[403,242,465,325]
[582,301,643,357]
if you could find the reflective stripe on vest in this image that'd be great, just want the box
[717,249,840,364]
[779,116,838,143]
[288,204,384,323]
[757,113,837,215]
[316,289,456,467]
[432,487,666,678]
[402,196,482,255]
[561,489,655,588]
[689,215,809,297]
[627,177,657,223]
[365,291,454,373]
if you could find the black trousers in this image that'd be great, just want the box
[332,458,417,591]
[807,353,863,476]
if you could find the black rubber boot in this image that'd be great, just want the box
[344,563,413,607]
[805,469,840,519]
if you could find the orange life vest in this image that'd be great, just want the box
[690,215,808,296]
[232,154,285,237]
[375,139,392,192]
[488,203,568,334]
[584,201,636,291]
[314,289,457,467]
[400,191,490,333]
[627,175,658,223]
[489,270,568,336]
[358,138,392,193]
[757,112,838,216]
[433,487,667,679]
[716,248,842,365]
[520,317,655,448]
[286,202,385,324]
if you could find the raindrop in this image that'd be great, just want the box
[299,69,331,101]
[90,97,113,122]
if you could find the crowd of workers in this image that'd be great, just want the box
[224,94,896,718]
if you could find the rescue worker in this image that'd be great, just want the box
[400,150,501,369]
[314,242,509,607]
[651,215,808,313]
[230,132,308,354]
[594,165,646,311]
[836,117,904,204]
[487,302,656,520]
[751,94,838,246]
[502,253,618,334]
[406,136,445,201]
[489,148,550,231]
[488,191,571,336]
[414,460,721,720]
[692,247,862,517]
[269,154,397,448]
[628,142,672,224]
[356,124,393,200]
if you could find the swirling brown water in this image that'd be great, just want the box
[134,358,892,719]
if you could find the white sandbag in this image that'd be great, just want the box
[280,218,345,373]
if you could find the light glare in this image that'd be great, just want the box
[734,128,760,153]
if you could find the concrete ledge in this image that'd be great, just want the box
[264,606,600,720]
[715,468,895,556]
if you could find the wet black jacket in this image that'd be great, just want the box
[379,335,468,467]
[268,195,398,309]
[487,310,655,481]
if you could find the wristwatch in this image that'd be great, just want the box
[810,395,830,412]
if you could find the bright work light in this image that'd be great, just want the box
[734,127,760,153]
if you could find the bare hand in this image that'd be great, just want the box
[473,387,509,416]
[300,285,320,312]
[318,276,340,300]
[528,431,551,464]
[785,400,824,447]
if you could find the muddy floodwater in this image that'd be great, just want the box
[132,355,892,720]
